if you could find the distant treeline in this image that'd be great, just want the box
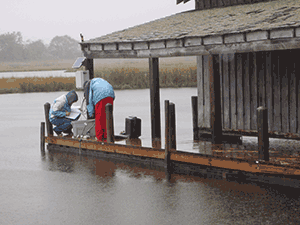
[0,32,82,62]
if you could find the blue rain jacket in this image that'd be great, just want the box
[49,90,78,119]
[87,78,115,117]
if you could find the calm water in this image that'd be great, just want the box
[1,88,300,225]
[0,70,75,78]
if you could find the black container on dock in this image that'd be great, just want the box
[125,116,141,138]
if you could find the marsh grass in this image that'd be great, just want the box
[0,57,197,94]
[0,77,76,93]
[0,59,76,72]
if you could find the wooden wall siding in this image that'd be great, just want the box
[194,0,276,10]
[197,49,300,135]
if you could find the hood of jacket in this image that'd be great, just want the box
[66,90,78,105]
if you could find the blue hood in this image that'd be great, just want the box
[66,90,78,105]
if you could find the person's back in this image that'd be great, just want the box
[86,78,115,141]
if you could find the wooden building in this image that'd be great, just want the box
[80,0,300,145]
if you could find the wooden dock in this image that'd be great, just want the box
[42,133,300,188]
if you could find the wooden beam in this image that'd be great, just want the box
[82,37,300,59]
[45,136,300,176]
[149,58,161,148]
[85,58,94,79]
[44,102,53,136]
[106,103,114,143]
[191,96,199,140]
[209,54,222,144]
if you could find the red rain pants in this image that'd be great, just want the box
[95,97,114,141]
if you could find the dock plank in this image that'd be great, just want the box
[203,55,211,128]
[281,53,289,133]
[265,51,273,131]
[197,56,204,128]
[244,53,251,130]
[250,52,257,130]
[229,53,237,130]
[223,54,231,129]
[273,52,281,132]
[236,53,244,129]
[290,53,297,134]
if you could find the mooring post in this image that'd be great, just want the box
[165,100,171,171]
[85,58,94,80]
[257,106,269,161]
[149,57,161,149]
[40,122,45,154]
[209,54,222,144]
[105,103,114,143]
[169,102,176,151]
[44,102,53,136]
[191,96,198,141]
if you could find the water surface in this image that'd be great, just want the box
[1,88,300,225]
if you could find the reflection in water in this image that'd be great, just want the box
[2,89,300,224]
[39,150,300,224]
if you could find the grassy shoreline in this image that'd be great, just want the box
[0,58,197,94]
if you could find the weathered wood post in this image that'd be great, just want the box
[149,57,161,149]
[85,58,94,80]
[165,100,171,171]
[169,102,176,151]
[40,122,45,154]
[257,106,269,161]
[106,103,114,143]
[44,102,53,136]
[209,55,222,144]
[165,100,176,174]
[191,96,198,141]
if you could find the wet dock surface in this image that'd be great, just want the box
[192,136,300,167]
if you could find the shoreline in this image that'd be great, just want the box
[0,58,197,94]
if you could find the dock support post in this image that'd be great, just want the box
[165,100,176,175]
[149,57,161,149]
[40,122,45,154]
[85,58,94,80]
[257,106,269,161]
[44,102,53,136]
[191,96,198,141]
[165,100,171,172]
[106,103,114,143]
[169,102,176,151]
[209,55,222,144]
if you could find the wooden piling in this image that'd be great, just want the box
[191,96,198,140]
[149,57,161,148]
[40,122,45,153]
[165,100,171,170]
[106,103,114,143]
[257,106,269,161]
[169,102,176,151]
[209,55,222,144]
[44,102,53,136]
[85,58,94,80]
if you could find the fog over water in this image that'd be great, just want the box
[1,88,300,225]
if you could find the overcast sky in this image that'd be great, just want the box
[1,0,194,44]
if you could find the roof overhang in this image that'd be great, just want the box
[80,0,300,59]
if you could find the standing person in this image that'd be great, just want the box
[49,90,78,136]
[86,78,115,141]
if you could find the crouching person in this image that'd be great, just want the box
[49,90,78,136]
[86,78,115,141]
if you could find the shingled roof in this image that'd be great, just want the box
[81,0,300,58]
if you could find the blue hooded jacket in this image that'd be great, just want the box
[49,90,78,120]
[87,78,115,117]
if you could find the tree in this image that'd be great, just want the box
[24,40,48,60]
[48,35,81,59]
[0,32,25,61]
